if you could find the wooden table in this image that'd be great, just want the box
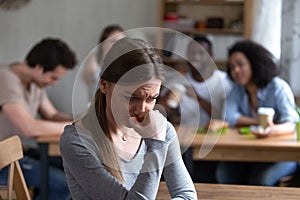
[36,128,300,200]
[37,135,61,200]
[156,182,300,200]
[176,126,300,162]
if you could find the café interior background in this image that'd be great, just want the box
[0,0,158,117]
[0,0,300,117]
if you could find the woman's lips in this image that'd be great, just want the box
[130,113,146,123]
[233,74,243,83]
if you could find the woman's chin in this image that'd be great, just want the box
[136,116,144,122]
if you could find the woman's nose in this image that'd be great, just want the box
[230,65,239,74]
[133,101,148,115]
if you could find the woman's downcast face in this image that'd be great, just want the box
[102,78,162,128]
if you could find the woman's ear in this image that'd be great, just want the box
[99,79,107,94]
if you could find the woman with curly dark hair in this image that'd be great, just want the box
[217,40,299,186]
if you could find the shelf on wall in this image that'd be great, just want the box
[164,0,243,6]
[162,0,245,36]
[173,28,243,36]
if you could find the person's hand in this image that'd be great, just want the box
[206,119,229,132]
[251,119,274,138]
[129,110,167,141]
[250,126,272,138]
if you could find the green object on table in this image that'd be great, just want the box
[197,127,228,134]
[197,127,207,134]
[296,122,300,141]
[239,127,251,135]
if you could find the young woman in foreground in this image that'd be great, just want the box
[60,37,196,199]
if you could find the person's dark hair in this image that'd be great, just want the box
[98,25,124,44]
[227,40,278,88]
[89,37,164,182]
[187,35,213,79]
[25,38,77,72]
[97,24,124,64]
[101,38,164,84]
[192,35,213,55]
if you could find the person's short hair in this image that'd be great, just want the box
[192,35,213,55]
[25,38,77,72]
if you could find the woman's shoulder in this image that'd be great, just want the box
[61,124,96,147]
[268,77,292,91]
[61,124,81,139]
[61,125,77,141]
[60,124,100,157]
[165,122,177,141]
[271,77,289,86]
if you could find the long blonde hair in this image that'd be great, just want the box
[82,37,165,182]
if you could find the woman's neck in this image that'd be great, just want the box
[105,108,139,139]
[245,82,257,94]
[106,111,142,160]
[245,82,259,111]
[191,68,214,82]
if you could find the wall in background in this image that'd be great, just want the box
[250,0,281,59]
[0,0,158,116]
[281,0,300,96]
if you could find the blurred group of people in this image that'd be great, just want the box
[159,35,299,186]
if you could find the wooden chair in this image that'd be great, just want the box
[0,136,31,200]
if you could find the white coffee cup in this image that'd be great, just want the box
[257,107,275,129]
[166,84,186,109]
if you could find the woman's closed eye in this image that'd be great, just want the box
[124,95,157,103]
[124,95,140,102]
[146,96,157,103]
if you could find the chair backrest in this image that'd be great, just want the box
[0,136,31,200]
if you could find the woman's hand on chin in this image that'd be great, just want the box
[129,110,167,141]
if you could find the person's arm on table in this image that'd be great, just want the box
[252,83,299,138]
[251,121,295,138]
[38,94,73,121]
[2,103,71,137]
[236,115,259,127]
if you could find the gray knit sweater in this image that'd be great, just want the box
[60,122,196,200]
